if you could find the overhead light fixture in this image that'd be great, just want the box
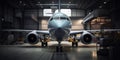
[41,6,43,8]
[1,17,5,21]
[69,2,71,3]
[36,4,77,6]
[50,6,57,9]
[103,1,107,4]
[52,1,54,4]
[38,2,40,4]
[99,6,102,8]
[67,6,70,8]
[19,1,22,4]
[89,12,91,14]
[23,4,26,6]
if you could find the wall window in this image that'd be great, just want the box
[43,9,71,16]
[43,9,52,16]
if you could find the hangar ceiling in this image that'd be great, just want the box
[3,0,112,10]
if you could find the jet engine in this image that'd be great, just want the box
[80,31,95,44]
[26,31,39,44]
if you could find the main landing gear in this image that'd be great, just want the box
[41,35,49,47]
[41,41,48,47]
[72,41,78,47]
[71,35,78,47]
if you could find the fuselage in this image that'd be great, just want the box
[48,12,72,42]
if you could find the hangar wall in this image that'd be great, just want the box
[0,3,2,41]
[21,9,85,30]
[111,0,120,29]
[24,9,39,30]
[0,2,15,44]
[1,4,14,29]
[0,4,85,44]
[0,6,85,36]
[71,18,83,30]
[1,0,120,45]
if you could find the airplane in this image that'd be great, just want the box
[1,10,95,47]
[1,0,120,48]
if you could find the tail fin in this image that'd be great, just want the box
[58,0,61,12]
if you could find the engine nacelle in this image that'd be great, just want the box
[80,31,95,44]
[26,31,39,44]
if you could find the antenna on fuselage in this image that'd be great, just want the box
[58,0,61,20]
[58,0,61,12]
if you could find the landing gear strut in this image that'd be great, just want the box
[41,35,48,47]
[41,42,48,47]
[72,42,78,47]
[72,35,78,47]
[56,41,63,52]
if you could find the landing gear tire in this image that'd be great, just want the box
[72,42,74,47]
[72,42,78,47]
[41,42,48,47]
[45,42,48,46]
[76,42,78,47]
[56,46,63,52]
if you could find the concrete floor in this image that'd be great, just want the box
[0,46,97,60]
[17,41,97,47]
[0,41,98,60]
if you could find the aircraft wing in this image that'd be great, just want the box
[86,29,120,32]
[70,29,120,35]
[1,29,120,35]
[70,30,84,35]
[1,29,49,35]
[36,30,49,34]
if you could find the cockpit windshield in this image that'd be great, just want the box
[50,17,69,21]
[54,17,68,20]
[49,12,71,21]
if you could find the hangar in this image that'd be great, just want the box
[0,0,120,60]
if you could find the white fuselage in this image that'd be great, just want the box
[48,12,72,42]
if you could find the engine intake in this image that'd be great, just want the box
[80,31,94,44]
[26,31,39,44]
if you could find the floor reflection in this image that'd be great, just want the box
[1,39,119,60]
[66,47,97,60]
[0,46,97,60]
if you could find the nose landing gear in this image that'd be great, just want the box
[56,41,63,52]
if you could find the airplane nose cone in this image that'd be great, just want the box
[48,20,64,28]
[54,28,65,40]
[55,20,64,28]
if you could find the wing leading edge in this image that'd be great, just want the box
[1,29,49,35]
[70,29,120,35]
